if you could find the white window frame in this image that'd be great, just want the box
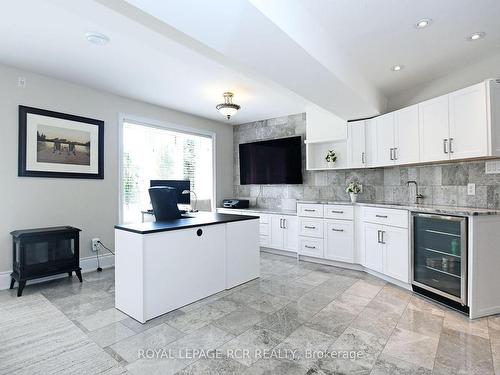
[118,113,217,223]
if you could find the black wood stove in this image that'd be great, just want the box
[10,226,82,296]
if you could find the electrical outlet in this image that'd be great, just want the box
[91,238,100,252]
[467,183,476,196]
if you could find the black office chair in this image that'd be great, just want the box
[148,186,181,221]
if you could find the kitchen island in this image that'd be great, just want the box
[114,212,260,323]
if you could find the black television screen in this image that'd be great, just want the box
[239,136,303,185]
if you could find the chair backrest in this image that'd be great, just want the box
[148,186,181,221]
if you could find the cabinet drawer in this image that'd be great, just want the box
[297,203,324,218]
[324,204,354,220]
[299,218,324,238]
[259,235,270,247]
[299,237,324,258]
[362,207,408,228]
[259,223,269,236]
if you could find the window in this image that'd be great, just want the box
[121,120,214,223]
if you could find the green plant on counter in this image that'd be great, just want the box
[346,181,361,194]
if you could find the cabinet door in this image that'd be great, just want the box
[365,118,377,167]
[348,120,366,168]
[374,113,395,167]
[283,216,298,252]
[363,223,384,273]
[419,94,450,163]
[270,215,284,249]
[394,104,420,164]
[449,82,488,159]
[324,219,354,263]
[383,226,409,283]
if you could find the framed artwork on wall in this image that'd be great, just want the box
[18,105,104,179]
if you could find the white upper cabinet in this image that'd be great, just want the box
[449,82,488,159]
[394,104,420,164]
[418,94,450,163]
[347,120,366,168]
[373,113,395,167]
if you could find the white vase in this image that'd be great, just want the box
[349,192,357,203]
[327,161,335,168]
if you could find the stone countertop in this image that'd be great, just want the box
[297,200,500,216]
[219,207,297,215]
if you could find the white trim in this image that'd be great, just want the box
[117,113,217,222]
[0,254,114,290]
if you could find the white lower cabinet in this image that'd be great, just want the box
[270,214,297,252]
[299,237,323,258]
[362,221,409,283]
[324,219,354,263]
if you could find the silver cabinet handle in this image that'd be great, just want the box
[304,209,316,212]
[279,218,283,228]
[380,231,386,244]
[449,138,454,153]
[375,214,388,218]
[390,148,394,160]
[377,230,381,243]
[361,152,365,164]
[394,147,398,160]
[443,139,448,154]
[283,218,287,229]
[305,245,316,249]
[330,210,344,214]
[304,225,316,229]
[331,228,344,232]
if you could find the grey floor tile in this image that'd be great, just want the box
[176,355,248,374]
[243,358,309,375]
[77,307,128,331]
[397,308,444,338]
[371,353,433,375]
[350,306,400,339]
[256,305,305,337]
[166,324,234,356]
[213,307,269,336]
[88,321,137,348]
[121,310,185,334]
[168,305,228,334]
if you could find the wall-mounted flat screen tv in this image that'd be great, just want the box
[239,136,303,185]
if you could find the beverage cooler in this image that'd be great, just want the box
[411,213,468,311]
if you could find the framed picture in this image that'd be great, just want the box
[18,106,104,179]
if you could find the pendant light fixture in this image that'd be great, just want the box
[216,92,241,119]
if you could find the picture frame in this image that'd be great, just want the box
[18,106,104,179]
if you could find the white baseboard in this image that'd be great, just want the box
[0,254,114,291]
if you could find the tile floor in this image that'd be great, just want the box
[1,252,499,375]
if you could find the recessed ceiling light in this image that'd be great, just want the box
[415,18,432,29]
[391,65,404,72]
[85,32,110,45]
[467,32,486,41]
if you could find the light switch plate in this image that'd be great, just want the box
[467,183,476,196]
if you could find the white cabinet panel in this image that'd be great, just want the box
[362,207,408,228]
[383,226,409,283]
[299,218,324,238]
[299,237,324,258]
[419,94,450,163]
[270,215,284,249]
[363,223,384,273]
[374,113,395,167]
[365,118,377,167]
[324,204,354,220]
[297,203,324,218]
[283,215,298,252]
[449,82,488,160]
[324,219,354,263]
[348,120,366,168]
[394,104,420,164]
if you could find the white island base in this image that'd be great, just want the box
[115,217,259,323]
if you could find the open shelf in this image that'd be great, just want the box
[305,138,349,170]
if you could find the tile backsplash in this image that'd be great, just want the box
[233,113,500,210]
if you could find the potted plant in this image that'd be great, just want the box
[346,181,361,203]
[325,150,337,168]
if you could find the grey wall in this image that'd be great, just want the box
[0,64,233,272]
[233,114,500,210]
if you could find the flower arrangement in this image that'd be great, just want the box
[345,181,361,194]
[325,150,337,164]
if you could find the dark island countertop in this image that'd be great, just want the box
[114,212,260,234]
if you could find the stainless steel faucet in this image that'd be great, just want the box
[407,180,424,204]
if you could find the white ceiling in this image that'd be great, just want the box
[1,0,499,124]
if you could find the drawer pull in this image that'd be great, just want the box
[331,228,344,232]
[304,245,316,249]
[304,226,316,229]
[375,215,388,218]
[304,209,316,212]
[330,210,344,214]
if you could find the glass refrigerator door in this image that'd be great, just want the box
[413,215,466,302]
